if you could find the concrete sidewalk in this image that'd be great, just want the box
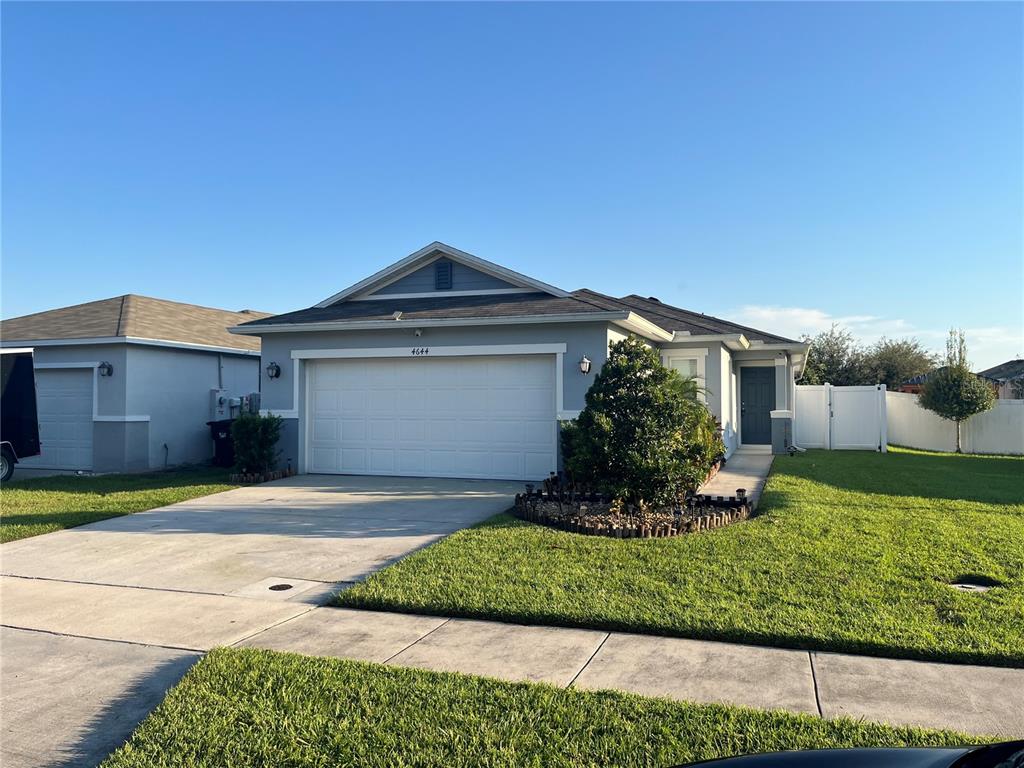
[241,606,1024,738]
[700,450,773,508]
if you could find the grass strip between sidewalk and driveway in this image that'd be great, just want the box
[0,468,237,542]
[339,448,1024,667]
[102,647,984,768]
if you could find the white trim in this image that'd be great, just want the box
[289,343,568,360]
[315,242,571,307]
[668,333,750,350]
[774,357,788,367]
[259,410,298,419]
[232,311,672,343]
[770,409,793,419]
[33,361,151,423]
[665,348,708,404]
[27,362,99,369]
[1,336,259,356]
[0,347,34,354]
[234,312,625,334]
[352,288,534,301]
[557,409,582,420]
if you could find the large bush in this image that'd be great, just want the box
[561,337,725,505]
[231,412,283,475]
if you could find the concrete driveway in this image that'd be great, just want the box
[0,474,519,767]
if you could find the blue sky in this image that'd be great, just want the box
[2,2,1021,368]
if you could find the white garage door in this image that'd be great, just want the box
[307,355,556,481]
[19,368,94,470]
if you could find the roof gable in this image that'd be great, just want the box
[316,242,570,307]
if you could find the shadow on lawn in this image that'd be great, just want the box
[767,450,1024,506]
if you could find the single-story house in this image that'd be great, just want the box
[977,359,1024,400]
[0,295,269,473]
[232,242,808,481]
[899,367,1001,396]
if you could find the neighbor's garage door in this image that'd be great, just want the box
[19,368,94,470]
[308,355,556,480]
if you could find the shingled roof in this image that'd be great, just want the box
[236,287,794,345]
[571,291,798,344]
[1,295,270,352]
[978,359,1024,382]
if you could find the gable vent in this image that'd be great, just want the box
[435,260,453,290]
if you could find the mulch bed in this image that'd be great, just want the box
[230,466,297,484]
[512,493,752,538]
[512,458,750,539]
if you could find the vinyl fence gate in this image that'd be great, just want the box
[794,384,888,451]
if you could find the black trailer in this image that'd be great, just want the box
[1,348,41,481]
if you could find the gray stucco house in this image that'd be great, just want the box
[1,295,268,473]
[233,242,808,481]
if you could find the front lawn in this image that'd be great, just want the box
[0,468,237,542]
[102,648,980,768]
[340,448,1024,666]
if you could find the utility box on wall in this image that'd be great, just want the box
[770,409,794,455]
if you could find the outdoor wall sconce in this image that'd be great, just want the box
[579,356,592,375]
[265,362,282,379]
[98,361,113,377]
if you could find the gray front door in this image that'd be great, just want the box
[740,367,775,445]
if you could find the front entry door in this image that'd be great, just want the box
[740,367,775,445]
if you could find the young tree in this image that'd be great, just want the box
[561,336,724,504]
[799,325,869,385]
[918,330,994,453]
[865,337,939,390]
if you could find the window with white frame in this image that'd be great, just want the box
[666,350,707,403]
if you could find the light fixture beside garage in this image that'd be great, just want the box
[265,362,281,379]
[579,356,592,375]
[98,361,113,377]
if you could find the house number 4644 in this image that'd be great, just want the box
[411,347,429,356]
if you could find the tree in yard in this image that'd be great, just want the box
[799,325,869,386]
[918,329,994,453]
[560,336,724,505]
[865,337,939,390]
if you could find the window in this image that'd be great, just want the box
[434,260,453,290]
[666,350,708,403]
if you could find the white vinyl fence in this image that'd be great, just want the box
[794,384,887,451]
[886,391,1024,455]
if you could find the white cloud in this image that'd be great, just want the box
[727,305,1023,370]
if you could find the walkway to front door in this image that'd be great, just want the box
[740,366,775,445]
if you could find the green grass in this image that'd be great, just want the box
[102,648,984,768]
[0,468,237,542]
[339,448,1024,667]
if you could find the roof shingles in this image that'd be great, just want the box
[1,295,269,352]
[235,287,795,345]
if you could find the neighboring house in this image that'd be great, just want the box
[0,295,269,472]
[899,367,1000,396]
[232,242,808,481]
[977,359,1024,399]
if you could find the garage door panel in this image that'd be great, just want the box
[312,419,337,442]
[525,452,554,478]
[308,355,556,480]
[397,449,426,474]
[19,369,93,470]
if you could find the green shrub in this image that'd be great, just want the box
[231,412,283,475]
[919,330,995,453]
[561,337,725,505]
